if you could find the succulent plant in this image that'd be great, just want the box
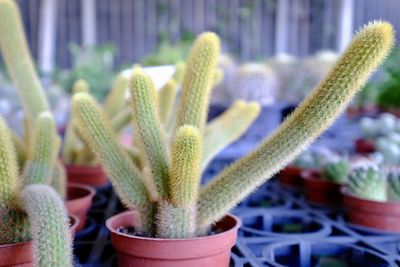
[73,21,394,238]
[387,172,400,201]
[323,160,350,183]
[348,168,387,201]
[292,147,340,170]
[0,1,72,265]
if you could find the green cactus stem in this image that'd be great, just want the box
[72,92,155,233]
[348,168,387,201]
[158,79,177,126]
[387,172,400,201]
[0,0,49,121]
[24,112,58,185]
[157,125,201,238]
[20,185,72,267]
[197,21,394,228]
[103,73,129,119]
[110,107,132,134]
[129,68,170,198]
[175,32,220,131]
[202,100,260,171]
[323,160,350,184]
[52,160,67,199]
[172,62,186,85]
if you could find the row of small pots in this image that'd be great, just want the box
[279,166,400,232]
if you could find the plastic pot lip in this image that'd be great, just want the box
[341,187,400,207]
[0,240,32,249]
[106,210,241,242]
[67,183,96,202]
[64,164,103,172]
[301,170,342,186]
[69,213,80,235]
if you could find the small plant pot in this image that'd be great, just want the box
[278,166,304,188]
[66,183,95,232]
[106,210,240,267]
[342,188,400,232]
[355,138,375,154]
[301,170,343,207]
[65,164,108,187]
[0,214,79,266]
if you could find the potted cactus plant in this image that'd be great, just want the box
[0,1,74,265]
[71,19,394,266]
[342,167,400,232]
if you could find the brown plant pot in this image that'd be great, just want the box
[65,164,108,186]
[278,166,304,188]
[342,188,400,232]
[0,214,79,266]
[355,138,375,154]
[106,210,241,267]
[301,170,343,206]
[66,183,95,232]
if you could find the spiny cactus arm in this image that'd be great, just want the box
[104,73,129,119]
[158,79,177,126]
[202,101,260,171]
[72,92,155,206]
[0,0,49,120]
[51,160,67,199]
[10,129,27,169]
[122,144,143,169]
[387,173,400,201]
[157,125,201,238]
[20,185,72,267]
[110,107,132,134]
[174,32,220,131]
[72,79,90,94]
[197,21,394,227]
[23,112,58,185]
[172,62,186,85]
[129,69,170,198]
[0,116,19,206]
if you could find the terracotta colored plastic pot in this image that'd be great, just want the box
[301,170,343,206]
[106,210,241,267]
[65,164,108,186]
[355,138,375,154]
[66,183,95,231]
[342,188,400,232]
[0,214,79,266]
[278,166,304,188]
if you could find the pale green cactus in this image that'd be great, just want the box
[103,73,129,119]
[323,160,350,184]
[348,168,387,201]
[73,23,394,238]
[387,173,400,201]
[158,79,177,126]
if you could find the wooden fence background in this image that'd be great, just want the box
[14,0,400,70]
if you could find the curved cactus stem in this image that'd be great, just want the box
[23,112,59,185]
[104,73,129,119]
[72,79,90,94]
[20,185,72,267]
[202,101,260,171]
[0,0,49,122]
[72,92,155,233]
[158,79,177,127]
[129,68,170,199]
[172,62,186,85]
[197,21,394,228]
[174,32,220,132]
[10,129,26,170]
[51,160,67,199]
[110,107,131,134]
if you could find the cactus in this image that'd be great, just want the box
[20,185,72,267]
[387,172,400,201]
[158,79,177,126]
[0,0,49,123]
[73,22,394,238]
[323,160,350,183]
[348,168,387,201]
[103,73,129,119]
[202,100,260,170]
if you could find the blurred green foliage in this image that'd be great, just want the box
[53,43,116,100]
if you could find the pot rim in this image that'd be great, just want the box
[301,170,342,186]
[67,183,96,201]
[341,187,400,205]
[106,210,241,242]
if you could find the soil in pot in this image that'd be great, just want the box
[106,210,240,267]
[66,183,95,232]
[278,166,304,188]
[65,164,108,187]
[0,214,79,266]
[355,138,375,154]
[301,170,343,207]
[342,188,400,232]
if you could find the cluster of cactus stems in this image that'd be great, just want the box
[348,168,400,202]
[73,21,394,239]
[0,1,72,266]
